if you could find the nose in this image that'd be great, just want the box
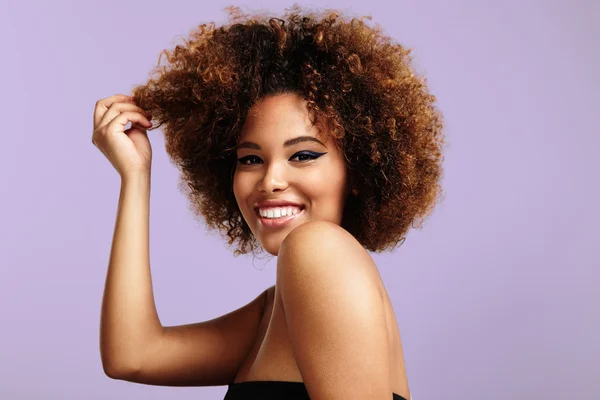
[257,162,288,193]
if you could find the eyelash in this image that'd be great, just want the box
[236,151,326,165]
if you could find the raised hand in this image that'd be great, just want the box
[92,94,154,178]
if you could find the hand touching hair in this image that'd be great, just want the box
[131,5,445,256]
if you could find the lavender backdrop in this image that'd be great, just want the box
[1,0,597,399]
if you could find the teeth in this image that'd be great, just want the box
[259,206,302,219]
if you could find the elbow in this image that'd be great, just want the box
[103,363,140,381]
[101,357,141,381]
[99,332,160,381]
[102,363,123,380]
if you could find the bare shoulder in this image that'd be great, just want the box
[279,221,377,277]
[281,220,369,259]
[277,220,382,302]
[283,220,356,241]
[275,221,391,399]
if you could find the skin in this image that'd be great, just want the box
[95,94,410,398]
[231,92,411,399]
[233,92,352,256]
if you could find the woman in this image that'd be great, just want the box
[92,5,444,400]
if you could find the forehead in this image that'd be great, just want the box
[239,93,322,142]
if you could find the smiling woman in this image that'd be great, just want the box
[232,93,350,256]
[96,4,444,400]
[131,5,444,258]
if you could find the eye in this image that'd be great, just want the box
[236,155,262,165]
[236,151,327,165]
[290,151,327,162]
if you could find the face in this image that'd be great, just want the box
[233,93,350,256]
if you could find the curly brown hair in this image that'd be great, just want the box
[131,4,445,257]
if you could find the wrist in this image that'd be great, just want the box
[121,169,151,185]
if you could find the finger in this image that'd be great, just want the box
[124,122,148,136]
[93,94,133,129]
[97,102,151,130]
[105,111,153,136]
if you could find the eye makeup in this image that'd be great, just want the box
[237,151,327,165]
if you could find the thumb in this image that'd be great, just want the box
[125,124,151,146]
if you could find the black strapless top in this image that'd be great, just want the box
[224,380,409,400]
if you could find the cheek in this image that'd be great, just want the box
[232,172,247,208]
[300,170,327,195]
[302,164,347,198]
[233,171,259,217]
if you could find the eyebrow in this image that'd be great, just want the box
[235,135,326,151]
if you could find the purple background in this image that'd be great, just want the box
[1,0,598,399]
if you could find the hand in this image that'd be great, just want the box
[92,94,154,178]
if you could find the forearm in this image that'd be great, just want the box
[100,171,163,376]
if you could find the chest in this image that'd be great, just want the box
[233,282,406,388]
[233,285,301,382]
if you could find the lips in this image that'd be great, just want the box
[255,199,305,210]
[256,207,305,228]
[252,199,306,229]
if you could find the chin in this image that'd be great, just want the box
[258,223,306,256]
[253,216,310,256]
[260,235,284,256]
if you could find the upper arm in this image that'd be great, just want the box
[118,287,270,387]
[277,221,391,400]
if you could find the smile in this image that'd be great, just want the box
[256,207,305,228]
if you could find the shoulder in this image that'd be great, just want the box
[279,220,368,263]
[277,220,382,310]
[274,221,391,398]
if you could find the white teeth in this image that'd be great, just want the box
[259,206,302,219]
